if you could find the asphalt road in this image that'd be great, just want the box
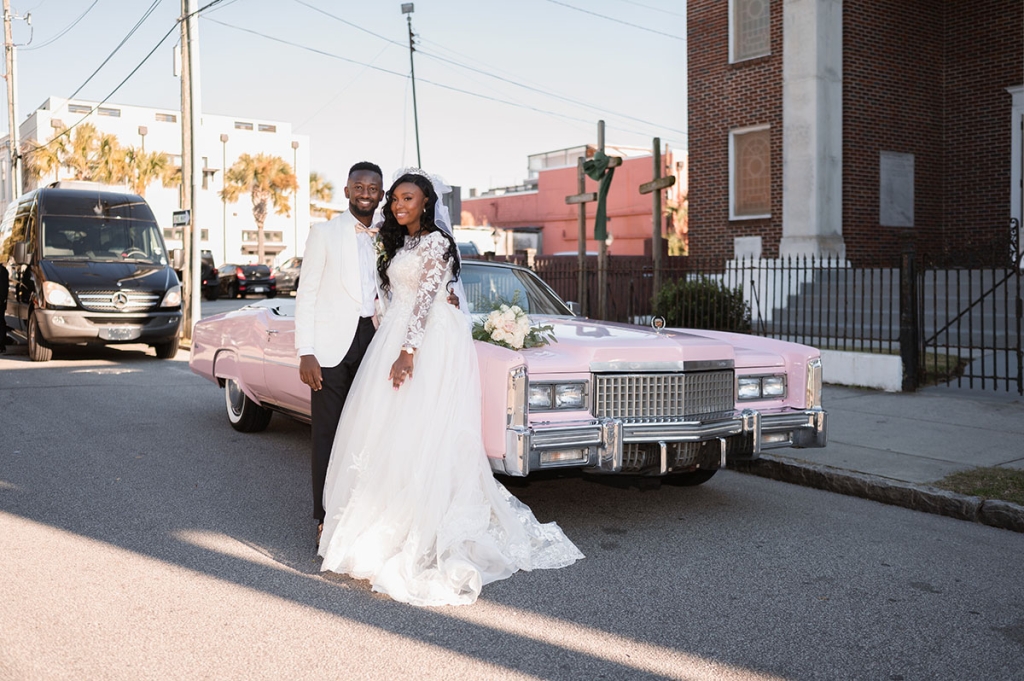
[2,315,1024,680]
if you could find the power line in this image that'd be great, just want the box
[65,0,163,102]
[292,0,404,48]
[417,48,686,136]
[22,0,99,51]
[293,43,393,131]
[290,0,685,135]
[204,17,682,139]
[610,0,686,19]
[544,0,685,41]
[22,0,226,158]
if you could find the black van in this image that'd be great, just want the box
[0,184,182,361]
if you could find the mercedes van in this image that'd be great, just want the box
[0,183,182,361]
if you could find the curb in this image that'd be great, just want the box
[730,454,1024,534]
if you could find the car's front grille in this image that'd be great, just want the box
[592,370,734,422]
[76,290,161,312]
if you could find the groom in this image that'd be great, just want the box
[295,161,384,548]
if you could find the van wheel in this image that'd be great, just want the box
[225,378,272,432]
[152,336,180,359]
[204,289,219,302]
[27,312,53,362]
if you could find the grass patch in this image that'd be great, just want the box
[934,467,1024,506]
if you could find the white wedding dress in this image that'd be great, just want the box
[318,231,583,606]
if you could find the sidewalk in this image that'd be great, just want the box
[734,384,1024,532]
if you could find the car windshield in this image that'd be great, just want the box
[42,216,167,264]
[460,263,572,316]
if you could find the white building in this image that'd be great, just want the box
[1,96,310,267]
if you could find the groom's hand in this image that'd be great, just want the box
[447,292,460,309]
[299,355,323,391]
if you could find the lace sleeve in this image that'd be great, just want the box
[404,232,452,349]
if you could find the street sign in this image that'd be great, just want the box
[639,175,676,194]
[172,209,191,226]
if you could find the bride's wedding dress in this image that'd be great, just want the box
[318,231,583,606]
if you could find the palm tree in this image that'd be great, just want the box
[22,134,66,186]
[62,122,100,180]
[309,171,334,218]
[95,132,129,186]
[124,148,173,197]
[221,153,298,263]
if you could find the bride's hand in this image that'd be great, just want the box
[388,350,415,389]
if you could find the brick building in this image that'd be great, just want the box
[687,0,1023,266]
[461,145,686,257]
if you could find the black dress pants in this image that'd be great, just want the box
[310,316,376,521]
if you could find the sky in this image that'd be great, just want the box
[6,0,686,195]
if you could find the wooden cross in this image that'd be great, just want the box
[638,136,676,297]
[564,120,622,319]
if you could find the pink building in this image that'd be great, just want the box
[461,145,686,257]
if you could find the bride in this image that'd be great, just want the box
[317,170,583,606]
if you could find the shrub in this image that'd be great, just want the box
[653,276,751,332]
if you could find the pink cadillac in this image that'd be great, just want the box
[190,260,827,485]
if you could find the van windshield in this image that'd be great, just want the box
[42,216,168,265]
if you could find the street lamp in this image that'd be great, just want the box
[401,3,421,168]
[291,139,300,255]
[138,125,148,153]
[220,133,228,264]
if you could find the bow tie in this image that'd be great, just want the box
[354,223,379,236]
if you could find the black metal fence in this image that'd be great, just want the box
[480,219,1022,394]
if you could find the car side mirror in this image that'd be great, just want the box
[567,301,582,316]
[13,241,28,265]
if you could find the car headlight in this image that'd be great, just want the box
[737,375,787,400]
[737,377,762,400]
[555,383,585,409]
[160,285,182,308]
[529,382,587,411]
[762,375,786,397]
[529,384,553,409]
[42,281,76,307]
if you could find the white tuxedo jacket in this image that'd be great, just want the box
[293,211,372,368]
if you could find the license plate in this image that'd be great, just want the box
[101,327,141,341]
[251,286,265,293]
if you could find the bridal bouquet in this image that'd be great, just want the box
[472,294,555,351]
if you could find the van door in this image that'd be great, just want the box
[9,198,35,326]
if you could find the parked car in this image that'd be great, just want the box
[0,183,182,361]
[217,263,277,299]
[457,241,480,258]
[190,260,827,484]
[200,251,219,301]
[273,257,302,295]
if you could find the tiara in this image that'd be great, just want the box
[392,167,451,195]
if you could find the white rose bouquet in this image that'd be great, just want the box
[472,294,555,351]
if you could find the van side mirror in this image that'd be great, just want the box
[567,301,582,316]
[13,241,28,265]
[171,248,184,270]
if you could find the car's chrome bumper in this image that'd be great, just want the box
[493,407,828,477]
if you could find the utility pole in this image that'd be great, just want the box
[180,0,203,342]
[3,0,20,201]
[401,3,421,168]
